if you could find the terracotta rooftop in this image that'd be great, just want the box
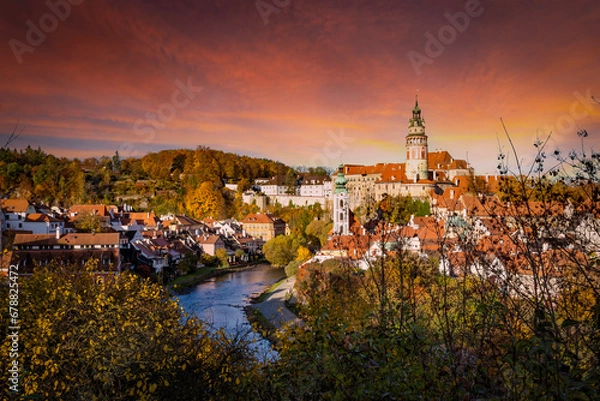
[14,232,120,247]
[322,234,370,259]
[341,163,388,176]
[376,163,407,183]
[198,234,223,245]
[24,213,63,223]
[120,212,160,227]
[242,213,283,224]
[1,199,31,213]
[69,204,110,217]
[428,151,469,170]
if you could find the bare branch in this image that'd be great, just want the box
[500,117,523,177]
[2,120,25,150]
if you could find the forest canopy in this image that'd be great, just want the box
[0,145,292,218]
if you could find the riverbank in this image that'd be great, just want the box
[246,275,301,336]
[170,259,268,294]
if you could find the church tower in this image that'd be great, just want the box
[333,163,350,235]
[405,96,429,182]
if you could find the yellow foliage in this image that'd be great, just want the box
[296,246,312,262]
[0,260,260,400]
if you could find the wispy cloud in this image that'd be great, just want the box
[1,0,598,173]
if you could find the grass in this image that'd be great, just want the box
[169,260,270,294]
[256,276,287,303]
[170,266,217,293]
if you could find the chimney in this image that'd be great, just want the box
[56,226,61,240]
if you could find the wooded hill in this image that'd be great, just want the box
[0,145,293,218]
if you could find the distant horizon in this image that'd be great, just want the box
[2,0,598,176]
[3,119,595,177]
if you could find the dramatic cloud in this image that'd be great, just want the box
[1,0,598,173]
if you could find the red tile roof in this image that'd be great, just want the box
[342,163,388,176]
[322,235,370,259]
[1,199,31,213]
[428,151,469,170]
[242,213,283,224]
[69,204,110,217]
[120,212,160,227]
[197,234,223,245]
[377,163,407,183]
[24,213,63,223]
[14,233,120,246]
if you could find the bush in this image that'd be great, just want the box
[200,253,219,267]
[177,253,199,275]
[285,260,302,277]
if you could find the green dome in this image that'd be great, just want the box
[334,164,348,194]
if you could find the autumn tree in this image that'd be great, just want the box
[185,181,226,219]
[215,248,229,267]
[377,194,430,224]
[236,178,251,193]
[0,261,260,400]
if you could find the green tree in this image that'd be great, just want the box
[377,195,430,224]
[177,253,199,275]
[284,260,302,277]
[262,235,300,267]
[74,213,103,233]
[285,169,298,195]
[305,219,333,248]
[112,151,121,173]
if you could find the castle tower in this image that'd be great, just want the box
[333,163,350,235]
[405,96,429,182]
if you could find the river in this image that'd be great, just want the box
[176,264,285,360]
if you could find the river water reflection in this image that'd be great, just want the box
[176,264,284,360]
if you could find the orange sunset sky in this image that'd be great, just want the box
[1,0,599,174]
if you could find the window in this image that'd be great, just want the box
[339,212,344,221]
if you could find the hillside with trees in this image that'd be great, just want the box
[0,146,290,218]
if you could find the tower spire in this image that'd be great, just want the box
[333,163,350,235]
[410,94,423,128]
[406,97,429,182]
